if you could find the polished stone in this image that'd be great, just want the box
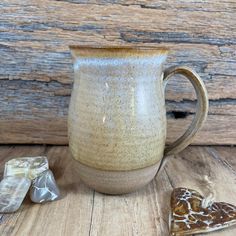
[4,156,49,180]
[0,176,31,213]
[30,169,60,203]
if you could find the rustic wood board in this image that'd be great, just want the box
[0,0,236,144]
[0,145,235,235]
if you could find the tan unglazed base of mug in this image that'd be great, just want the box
[73,160,161,194]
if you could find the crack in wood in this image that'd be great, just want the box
[10,22,105,33]
[0,215,4,225]
[0,78,72,85]
[88,191,95,236]
[120,31,236,46]
[54,0,166,9]
[164,167,175,189]
[167,98,236,104]
[53,0,236,13]
[206,147,236,176]
[167,111,193,119]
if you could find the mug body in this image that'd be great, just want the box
[68,46,169,194]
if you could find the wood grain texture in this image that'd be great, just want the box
[0,145,236,235]
[0,0,236,144]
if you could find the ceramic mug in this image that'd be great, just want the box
[68,46,208,194]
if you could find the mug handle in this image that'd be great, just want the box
[163,66,209,156]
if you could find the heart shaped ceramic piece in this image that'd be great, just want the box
[170,187,236,235]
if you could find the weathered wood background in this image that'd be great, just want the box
[0,0,235,144]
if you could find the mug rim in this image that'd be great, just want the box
[69,45,169,58]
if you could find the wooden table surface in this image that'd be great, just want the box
[0,145,235,236]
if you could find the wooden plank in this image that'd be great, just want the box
[166,114,236,145]
[0,119,67,144]
[208,146,236,175]
[89,173,172,236]
[0,145,236,235]
[0,0,236,144]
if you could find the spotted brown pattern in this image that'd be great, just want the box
[170,187,236,235]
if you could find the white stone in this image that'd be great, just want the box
[0,176,31,213]
[4,156,49,180]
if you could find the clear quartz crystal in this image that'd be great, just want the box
[30,169,60,203]
[0,176,31,213]
[4,156,49,180]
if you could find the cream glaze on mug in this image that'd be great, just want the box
[68,47,168,171]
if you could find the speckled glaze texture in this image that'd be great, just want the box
[68,46,208,194]
[69,48,167,171]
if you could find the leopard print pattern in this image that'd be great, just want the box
[170,187,236,235]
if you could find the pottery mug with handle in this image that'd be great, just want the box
[68,46,208,194]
